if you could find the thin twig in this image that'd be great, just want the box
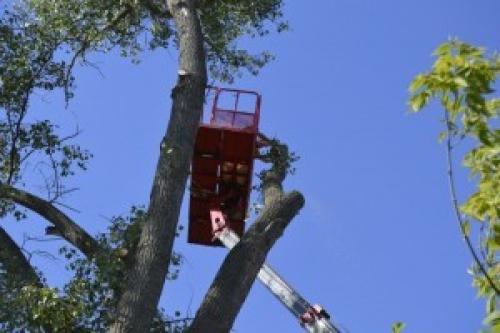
[24,236,62,243]
[47,150,61,200]
[20,234,60,263]
[444,110,500,295]
[165,317,194,324]
[81,59,106,79]
[52,200,81,214]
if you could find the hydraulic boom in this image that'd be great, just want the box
[211,210,340,333]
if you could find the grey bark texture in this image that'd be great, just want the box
[0,184,100,258]
[108,0,207,331]
[0,226,41,287]
[188,140,304,333]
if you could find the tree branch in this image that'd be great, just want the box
[0,227,41,287]
[0,184,101,258]
[256,136,297,206]
[443,111,500,295]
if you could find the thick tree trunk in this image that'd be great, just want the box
[109,0,206,331]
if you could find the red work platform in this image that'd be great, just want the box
[188,87,261,246]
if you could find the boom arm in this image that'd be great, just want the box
[211,210,340,333]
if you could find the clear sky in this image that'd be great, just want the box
[4,1,500,332]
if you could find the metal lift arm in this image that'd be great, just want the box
[210,210,340,333]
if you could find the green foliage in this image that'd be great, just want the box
[392,322,406,333]
[58,206,185,331]
[0,120,92,181]
[0,6,91,218]
[0,207,187,332]
[0,263,84,332]
[409,39,499,332]
[0,7,86,176]
[199,0,287,82]
[0,6,69,111]
[25,0,287,82]
[256,136,300,187]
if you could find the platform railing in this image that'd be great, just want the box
[204,86,261,132]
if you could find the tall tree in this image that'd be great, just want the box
[0,1,308,332]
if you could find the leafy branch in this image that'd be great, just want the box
[444,109,499,295]
[409,39,500,331]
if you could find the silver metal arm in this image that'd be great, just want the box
[216,227,340,333]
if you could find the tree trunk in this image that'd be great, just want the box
[109,0,206,331]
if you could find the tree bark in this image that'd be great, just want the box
[262,169,285,207]
[0,227,41,287]
[109,0,207,331]
[0,184,100,258]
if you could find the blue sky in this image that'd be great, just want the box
[4,0,500,332]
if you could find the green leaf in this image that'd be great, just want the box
[454,77,468,87]
[409,93,428,112]
[409,74,426,93]
[492,323,500,333]
[438,131,447,143]
[461,220,471,237]
[484,311,500,326]
[392,322,406,333]
[486,293,497,314]
[433,42,451,56]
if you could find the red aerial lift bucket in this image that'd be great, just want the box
[188,87,261,246]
